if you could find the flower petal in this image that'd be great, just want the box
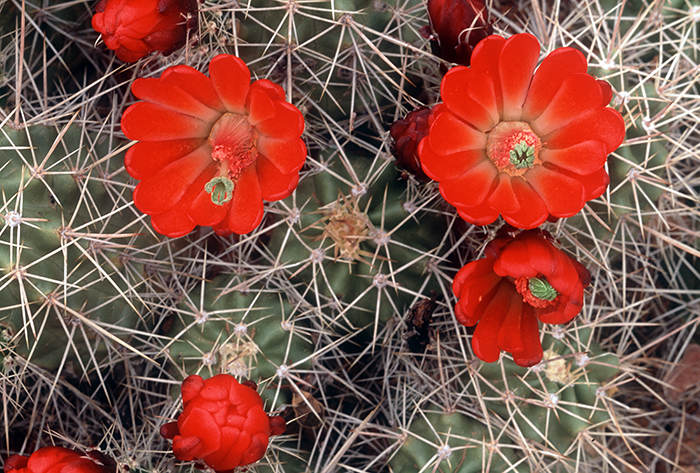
[522,47,588,122]
[598,79,613,106]
[579,167,610,200]
[498,33,540,121]
[256,154,300,201]
[470,34,506,114]
[539,140,607,176]
[471,280,511,363]
[178,407,221,457]
[187,168,230,227]
[131,77,222,123]
[510,307,544,367]
[125,139,206,180]
[427,110,488,156]
[133,146,212,214]
[526,165,586,217]
[455,202,500,226]
[439,159,497,208]
[487,173,520,214]
[441,66,497,132]
[543,107,626,153]
[225,166,264,234]
[255,102,305,140]
[501,177,549,229]
[256,136,307,175]
[466,73,500,128]
[246,82,277,126]
[161,65,226,112]
[121,102,211,141]
[210,54,251,114]
[418,138,486,181]
[530,73,603,137]
[497,288,527,353]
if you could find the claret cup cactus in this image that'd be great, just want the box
[2,1,698,473]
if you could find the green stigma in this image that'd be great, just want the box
[528,277,559,301]
[509,141,536,169]
[205,177,235,205]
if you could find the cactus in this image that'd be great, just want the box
[267,147,448,344]
[164,274,315,408]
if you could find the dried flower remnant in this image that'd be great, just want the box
[92,0,199,62]
[3,447,115,473]
[419,33,626,229]
[389,106,434,182]
[423,0,492,67]
[160,374,287,471]
[453,228,591,367]
[121,54,307,237]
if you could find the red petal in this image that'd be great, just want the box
[522,47,588,122]
[256,154,300,201]
[418,138,486,181]
[544,107,626,153]
[525,165,586,217]
[246,82,277,126]
[3,454,29,473]
[470,280,511,363]
[455,201,500,226]
[498,33,540,121]
[257,136,306,175]
[179,407,221,456]
[487,173,520,214]
[492,239,540,278]
[441,67,497,132]
[530,73,603,137]
[27,448,76,473]
[580,167,610,200]
[539,140,607,176]
[598,80,613,106]
[501,177,549,229]
[172,435,204,462]
[439,159,497,208]
[428,111,487,156]
[133,147,212,214]
[511,306,544,367]
[181,374,206,405]
[225,166,264,234]
[149,200,197,237]
[131,77,222,123]
[240,432,269,466]
[269,416,287,436]
[466,73,500,128]
[496,287,526,353]
[248,78,285,102]
[161,65,226,112]
[125,139,206,181]
[255,102,305,140]
[470,34,506,114]
[210,54,251,114]
[160,422,180,439]
[121,102,211,141]
[204,428,243,470]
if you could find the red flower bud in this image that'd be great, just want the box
[160,374,286,472]
[92,0,199,62]
[389,106,434,182]
[3,447,113,473]
[425,0,492,67]
[453,228,591,367]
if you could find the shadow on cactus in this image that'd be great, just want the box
[267,148,448,345]
[0,122,165,373]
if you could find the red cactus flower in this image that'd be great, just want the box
[121,54,307,237]
[453,227,591,367]
[160,374,287,472]
[92,0,198,63]
[3,447,112,473]
[419,33,626,229]
[425,0,492,67]
[389,106,434,181]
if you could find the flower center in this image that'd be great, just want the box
[515,276,559,308]
[205,113,259,205]
[486,121,542,175]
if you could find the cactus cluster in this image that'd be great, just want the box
[2,1,700,472]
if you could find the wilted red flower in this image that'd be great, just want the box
[453,228,591,367]
[424,0,492,67]
[160,374,286,472]
[389,106,434,181]
[121,54,307,237]
[92,0,198,62]
[419,33,626,229]
[4,447,112,473]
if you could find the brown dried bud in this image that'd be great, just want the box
[389,106,434,182]
[425,0,492,67]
